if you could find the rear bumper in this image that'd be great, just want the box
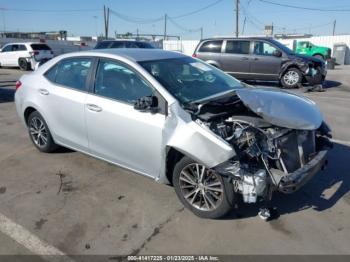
[277,150,328,193]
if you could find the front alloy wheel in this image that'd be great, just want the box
[281,68,302,89]
[173,157,234,219]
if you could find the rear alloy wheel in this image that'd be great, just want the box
[27,111,58,153]
[281,68,302,89]
[173,157,234,219]
[18,58,31,71]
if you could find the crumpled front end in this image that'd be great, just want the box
[179,87,332,204]
[213,117,332,203]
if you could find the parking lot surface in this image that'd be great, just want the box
[0,66,350,257]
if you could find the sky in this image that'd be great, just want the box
[0,0,350,39]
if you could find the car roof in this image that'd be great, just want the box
[67,48,188,62]
[4,42,44,45]
[98,40,148,43]
[200,37,274,42]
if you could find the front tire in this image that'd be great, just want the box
[281,68,302,89]
[173,157,234,219]
[27,111,58,153]
[313,54,324,61]
[18,58,31,71]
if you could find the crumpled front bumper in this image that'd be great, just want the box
[277,150,328,194]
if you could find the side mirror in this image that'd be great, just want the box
[273,50,282,57]
[134,95,159,113]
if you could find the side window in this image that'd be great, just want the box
[2,45,12,52]
[198,40,223,53]
[94,59,154,103]
[18,45,27,51]
[44,64,59,82]
[12,45,19,51]
[225,40,250,54]
[54,58,92,91]
[253,41,278,56]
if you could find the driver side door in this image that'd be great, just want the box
[85,58,167,178]
[0,44,13,66]
[250,41,282,81]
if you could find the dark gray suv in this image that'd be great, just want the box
[193,37,327,89]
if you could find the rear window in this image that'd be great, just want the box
[95,41,112,49]
[110,42,125,48]
[135,42,154,49]
[198,40,223,53]
[31,44,51,50]
[225,40,250,54]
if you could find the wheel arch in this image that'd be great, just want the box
[165,146,185,185]
[24,106,38,126]
[313,53,324,59]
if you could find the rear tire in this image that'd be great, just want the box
[281,68,302,89]
[27,111,58,153]
[173,156,234,219]
[18,58,31,71]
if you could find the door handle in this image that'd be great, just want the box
[253,57,259,61]
[241,57,249,61]
[86,104,102,112]
[38,89,49,95]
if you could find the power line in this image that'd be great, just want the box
[259,0,350,12]
[0,7,99,13]
[108,0,223,25]
[109,9,163,24]
[171,0,224,19]
[167,16,201,33]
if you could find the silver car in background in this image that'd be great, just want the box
[15,49,332,219]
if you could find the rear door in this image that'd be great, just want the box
[17,44,29,59]
[195,40,223,67]
[249,40,282,80]
[220,39,251,79]
[41,57,93,151]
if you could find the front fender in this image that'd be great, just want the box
[280,60,308,78]
[164,103,235,168]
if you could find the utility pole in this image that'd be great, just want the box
[103,5,110,39]
[200,27,203,39]
[235,0,239,37]
[164,14,167,41]
[333,20,336,36]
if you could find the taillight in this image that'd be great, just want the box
[30,51,39,56]
[15,81,22,91]
[192,53,197,58]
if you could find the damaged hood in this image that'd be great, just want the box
[236,88,323,130]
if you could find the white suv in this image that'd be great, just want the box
[0,42,54,71]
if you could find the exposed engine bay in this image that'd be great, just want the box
[185,90,332,205]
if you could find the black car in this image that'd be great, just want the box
[94,40,155,50]
[193,37,327,89]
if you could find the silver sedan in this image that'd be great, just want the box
[15,49,332,219]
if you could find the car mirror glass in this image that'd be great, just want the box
[134,95,159,113]
[273,50,282,57]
